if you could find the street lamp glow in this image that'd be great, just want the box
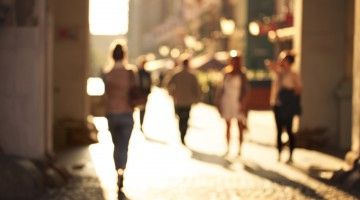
[146,53,156,61]
[220,18,235,36]
[170,48,180,58]
[184,35,197,49]
[275,27,295,40]
[89,0,129,35]
[194,41,204,51]
[229,50,239,58]
[249,21,260,36]
[159,45,170,57]
[268,30,277,41]
[87,77,105,96]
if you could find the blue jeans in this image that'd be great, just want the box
[106,112,134,170]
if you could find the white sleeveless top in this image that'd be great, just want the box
[270,70,301,106]
[220,75,243,120]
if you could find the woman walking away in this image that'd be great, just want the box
[103,43,135,200]
[265,50,302,163]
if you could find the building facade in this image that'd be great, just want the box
[294,0,353,153]
[127,0,223,61]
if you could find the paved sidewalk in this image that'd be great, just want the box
[42,88,359,200]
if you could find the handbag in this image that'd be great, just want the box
[127,70,147,108]
[278,88,302,119]
[128,86,147,108]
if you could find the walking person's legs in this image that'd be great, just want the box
[237,119,245,156]
[139,108,145,132]
[175,106,191,145]
[107,113,134,191]
[285,116,295,163]
[273,106,284,161]
[225,120,231,154]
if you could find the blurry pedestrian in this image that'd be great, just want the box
[265,50,302,163]
[136,55,152,133]
[215,53,250,156]
[166,58,201,146]
[161,58,180,88]
[103,43,135,199]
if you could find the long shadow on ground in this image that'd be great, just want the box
[190,149,232,169]
[289,162,360,199]
[243,161,325,200]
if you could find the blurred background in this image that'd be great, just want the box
[0,0,360,199]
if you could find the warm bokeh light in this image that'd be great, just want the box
[220,18,235,36]
[214,51,230,61]
[275,27,295,40]
[170,48,181,58]
[268,30,277,41]
[87,77,105,96]
[159,45,170,57]
[89,0,129,35]
[194,41,204,51]
[229,49,239,58]
[146,53,156,61]
[184,35,197,49]
[249,21,260,36]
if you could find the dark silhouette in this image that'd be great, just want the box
[198,57,227,71]
[165,58,201,146]
[103,43,134,199]
[243,160,324,199]
[190,149,232,169]
[265,50,302,163]
[136,55,152,133]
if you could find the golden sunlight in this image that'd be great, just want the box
[87,77,105,96]
[89,0,129,35]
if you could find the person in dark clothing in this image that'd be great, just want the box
[265,50,302,163]
[165,58,201,146]
[136,56,152,133]
[215,54,250,156]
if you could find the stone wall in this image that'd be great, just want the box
[351,0,360,158]
[53,0,89,122]
[0,0,49,159]
[52,0,90,150]
[295,0,347,147]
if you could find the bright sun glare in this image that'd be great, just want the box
[89,0,129,35]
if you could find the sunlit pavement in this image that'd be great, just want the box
[60,87,358,200]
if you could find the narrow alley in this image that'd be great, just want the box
[2,1,360,200]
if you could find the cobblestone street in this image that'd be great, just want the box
[43,88,360,200]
